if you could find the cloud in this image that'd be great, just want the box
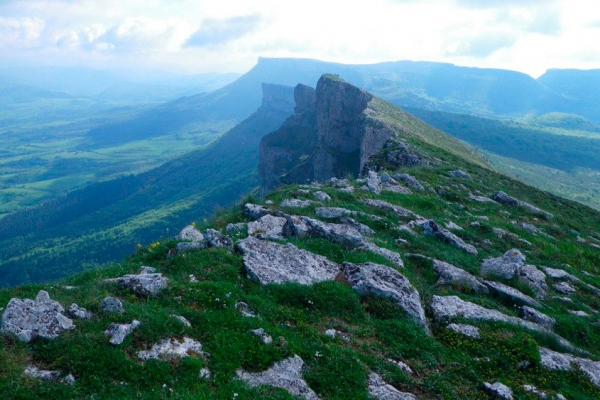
[0,17,45,49]
[184,15,261,48]
[450,30,518,57]
[455,0,556,9]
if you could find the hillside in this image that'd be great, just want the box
[2,76,600,399]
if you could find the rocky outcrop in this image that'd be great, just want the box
[492,191,554,219]
[367,372,417,399]
[539,347,600,388]
[247,214,286,239]
[393,173,424,191]
[432,259,488,293]
[138,337,206,361]
[105,272,168,297]
[176,225,204,242]
[520,306,556,329]
[361,199,417,218]
[480,249,547,298]
[342,262,428,331]
[483,280,542,308]
[237,237,339,285]
[104,320,140,345]
[420,220,477,255]
[67,304,93,320]
[236,355,319,400]
[447,323,480,338]
[483,382,514,400]
[100,297,123,314]
[1,290,74,343]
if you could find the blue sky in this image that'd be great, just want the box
[1,0,599,77]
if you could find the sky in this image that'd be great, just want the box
[1,0,600,78]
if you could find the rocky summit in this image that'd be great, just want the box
[1,75,600,399]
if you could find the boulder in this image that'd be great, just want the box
[313,191,331,201]
[492,191,554,219]
[361,199,417,218]
[360,242,404,268]
[516,264,548,299]
[554,282,576,294]
[236,355,319,400]
[367,170,382,194]
[367,372,417,399]
[100,297,123,314]
[450,170,471,180]
[170,315,192,327]
[520,306,556,330]
[447,323,481,338]
[106,273,168,296]
[176,225,204,242]
[315,206,353,219]
[298,217,365,249]
[480,249,526,279]
[248,214,286,239]
[468,192,499,204]
[1,290,74,343]
[235,302,256,318]
[420,220,478,255]
[342,262,428,331]
[339,217,375,235]
[483,382,513,400]
[249,328,273,344]
[104,320,140,345]
[539,347,600,388]
[67,304,93,320]
[280,199,314,208]
[23,366,61,382]
[445,221,464,231]
[138,337,206,360]
[203,229,233,249]
[244,203,270,220]
[393,173,424,191]
[237,237,339,285]
[483,280,542,308]
[177,241,207,253]
[432,260,488,294]
[283,215,312,238]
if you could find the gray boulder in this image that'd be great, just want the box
[367,170,382,194]
[177,241,207,253]
[138,337,206,361]
[106,273,168,296]
[480,249,526,279]
[339,217,375,235]
[315,207,353,219]
[450,170,471,180]
[249,328,273,344]
[468,192,499,204]
[361,199,417,218]
[492,191,554,219]
[203,229,233,249]
[176,225,204,242]
[342,262,428,331]
[298,217,365,249]
[244,203,270,220]
[554,282,576,294]
[520,306,556,330]
[516,264,548,299]
[393,173,424,191]
[368,372,417,399]
[236,355,319,400]
[283,215,312,239]
[483,382,513,400]
[360,242,404,268]
[23,366,62,382]
[420,220,478,255]
[483,280,542,308]
[1,290,74,343]
[540,347,600,388]
[432,260,488,294]
[67,304,93,320]
[281,199,314,208]
[313,191,331,202]
[104,320,140,345]
[248,214,286,239]
[237,237,339,285]
[447,323,481,338]
[100,297,123,314]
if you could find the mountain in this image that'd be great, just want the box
[1,75,600,399]
[538,69,600,122]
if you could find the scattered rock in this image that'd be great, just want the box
[492,191,553,219]
[248,214,286,240]
[199,368,211,379]
[483,381,513,400]
[540,347,600,387]
[360,242,404,268]
[104,320,140,345]
[339,217,375,235]
[234,302,256,318]
[483,280,542,308]
[432,259,488,294]
[522,384,547,398]
[329,177,350,188]
[249,328,273,344]
[281,199,314,208]
[368,372,417,399]
[1,291,74,343]
[568,310,590,317]
[447,323,480,338]
[244,203,270,220]
[176,225,204,242]
[171,315,192,327]
[361,199,417,218]
[236,355,319,400]
[367,170,382,194]
[385,140,428,168]
[176,241,207,253]
[237,237,339,285]
[140,266,156,274]
[203,229,233,249]
[420,220,477,255]
[226,222,247,235]
[189,275,198,283]
[105,273,168,296]
[324,329,349,341]
[300,217,365,249]
[520,306,556,330]
[100,297,124,314]
[543,267,575,280]
[554,282,576,295]
[517,264,548,299]
[468,192,499,204]
[387,359,413,374]
[342,262,428,331]
[23,366,62,382]
[313,191,331,202]
[450,170,471,179]
[138,337,206,360]
[283,215,312,238]
[393,173,424,191]
[315,207,353,219]
[445,221,464,231]
[67,304,93,320]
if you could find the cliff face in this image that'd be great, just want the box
[259,75,396,193]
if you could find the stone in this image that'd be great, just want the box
[330,177,350,188]
[249,328,273,344]
[432,259,488,294]
[313,191,331,201]
[420,220,478,255]
[171,315,192,327]
[226,222,247,235]
[244,203,270,220]
[361,199,417,218]
[447,323,480,338]
[554,282,576,294]
[176,225,204,242]
[106,273,168,296]
[283,215,312,238]
[23,366,61,382]
[315,207,353,219]
[360,242,404,268]
[104,320,140,345]
[520,306,556,330]
[543,266,575,280]
[383,182,412,194]
[483,280,542,308]
[568,310,590,317]
[280,199,314,208]
[176,241,207,253]
[339,217,375,235]
[450,170,471,179]
[468,192,499,204]
[100,297,124,314]
[235,302,256,318]
[445,221,464,231]
[368,372,417,399]
[140,266,156,274]
[539,347,600,388]
[300,217,365,249]
[387,359,413,374]
[517,264,548,299]
[67,304,93,320]
[236,355,319,400]
[480,249,526,279]
[393,173,424,191]
[237,237,339,285]
[367,170,382,194]
[385,141,427,168]
[523,384,547,398]
[138,337,206,360]
[342,262,428,331]
[483,382,513,400]
[248,214,286,239]
[203,229,233,249]
[199,368,211,379]
[1,290,74,343]
[492,191,554,219]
